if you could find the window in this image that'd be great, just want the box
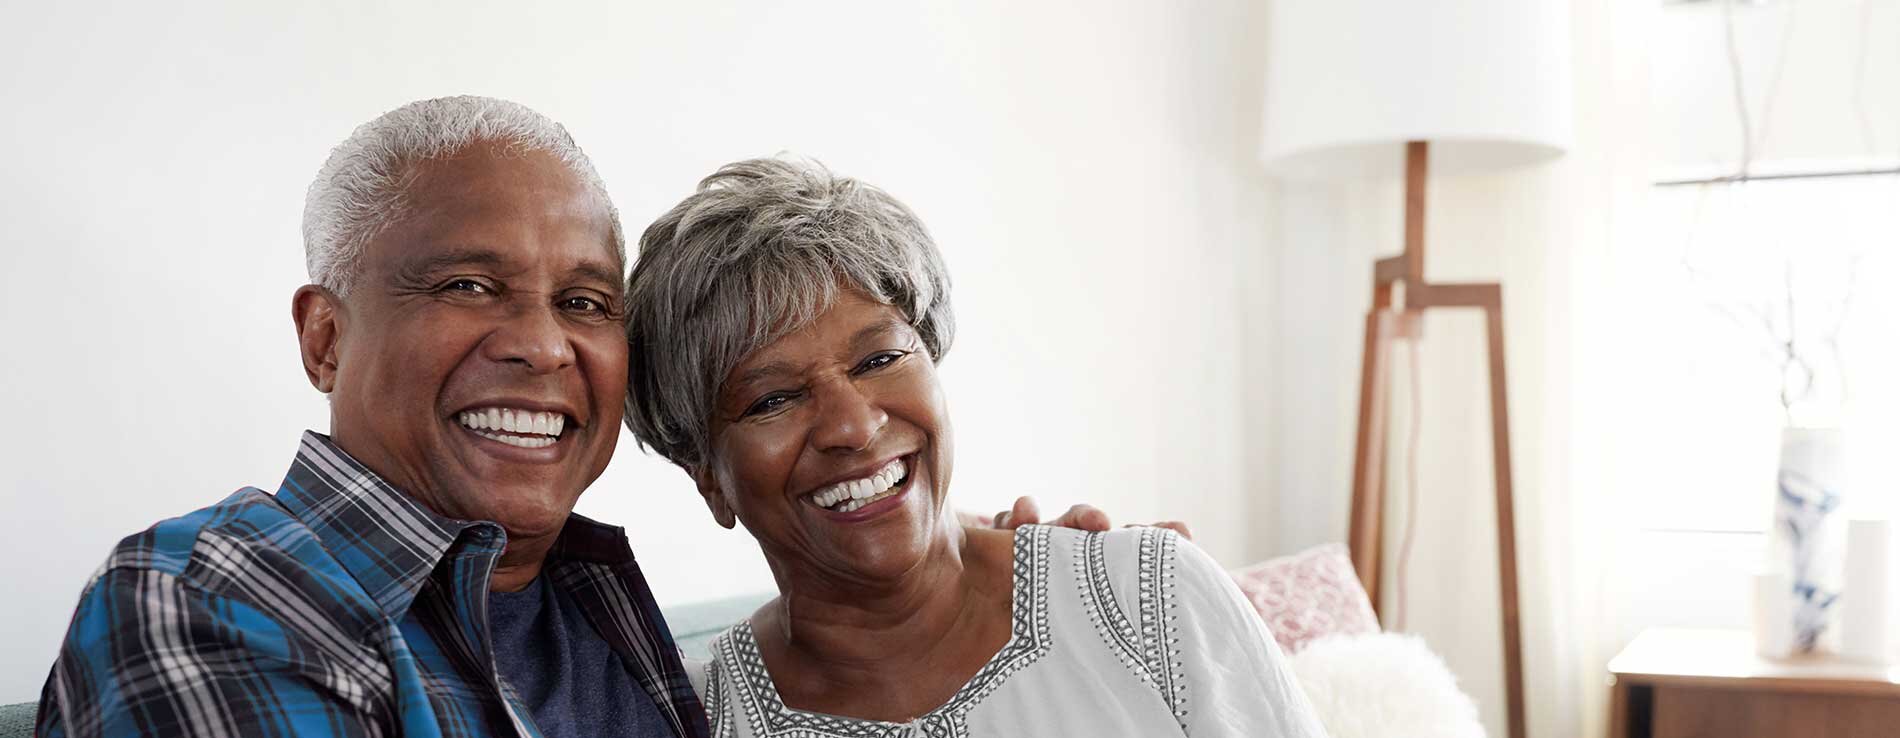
[1614,173,1900,532]
[1625,0,1899,533]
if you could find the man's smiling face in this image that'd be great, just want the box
[302,140,626,540]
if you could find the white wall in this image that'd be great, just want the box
[0,0,1281,703]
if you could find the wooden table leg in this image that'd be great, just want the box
[1610,678,1630,738]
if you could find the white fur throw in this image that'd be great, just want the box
[1288,633,1487,738]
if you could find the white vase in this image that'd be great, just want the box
[1763,427,1848,655]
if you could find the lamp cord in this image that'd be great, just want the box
[1393,332,1425,632]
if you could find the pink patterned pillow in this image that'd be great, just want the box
[1229,543,1380,654]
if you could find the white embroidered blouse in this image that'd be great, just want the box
[687,525,1328,738]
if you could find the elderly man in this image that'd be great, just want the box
[36,96,1146,738]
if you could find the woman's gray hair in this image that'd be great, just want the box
[302,95,624,296]
[625,156,955,467]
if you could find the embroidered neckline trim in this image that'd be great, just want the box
[711,525,1053,738]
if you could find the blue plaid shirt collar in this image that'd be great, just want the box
[287,430,711,738]
[273,431,472,620]
[274,431,672,618]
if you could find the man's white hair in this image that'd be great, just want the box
[302,95,624,296]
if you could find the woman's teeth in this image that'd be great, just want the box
[809,458,908,512]
[833,486,902,513]
[457,407,566,449]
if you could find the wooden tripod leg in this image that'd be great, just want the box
[1348,305,1397,617]
[1485,299,1527,738]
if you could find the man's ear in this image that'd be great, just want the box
[292,285,344,393]
[689,464,739,529]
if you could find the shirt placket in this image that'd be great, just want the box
[447,523,542,738]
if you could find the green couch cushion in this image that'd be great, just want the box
[0,700,33,738]
[663,592,772,660]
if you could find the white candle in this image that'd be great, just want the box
[1753,570,1795,660]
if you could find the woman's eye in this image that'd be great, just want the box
[744,393,795,417]
[855,351,905,374]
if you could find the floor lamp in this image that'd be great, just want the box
[1259,3,1572,738]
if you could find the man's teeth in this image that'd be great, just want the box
[456,407,566,449]
[809,458,908,512]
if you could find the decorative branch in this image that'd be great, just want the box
[1682,236,1857,425]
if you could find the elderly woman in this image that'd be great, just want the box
[625,158,1324,737]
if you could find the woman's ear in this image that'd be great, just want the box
[689,465,738,529]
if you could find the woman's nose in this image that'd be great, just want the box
[810,379,888,453]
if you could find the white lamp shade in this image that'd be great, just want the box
[1260,0,1573,181]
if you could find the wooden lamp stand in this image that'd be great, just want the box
[1345,141,1527,738]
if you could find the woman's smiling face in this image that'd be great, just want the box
[697,288,955,586]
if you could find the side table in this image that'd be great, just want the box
[1608,628,1900,738]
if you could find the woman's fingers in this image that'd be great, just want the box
[992,496,1042,529]
[1050,504,1112,532]
[988,497,1189,539]
[1135,520,1194,540]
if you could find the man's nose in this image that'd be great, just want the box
[811,378,888,453]
[483,300,576,374]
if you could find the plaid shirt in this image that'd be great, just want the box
[38,431,709,738]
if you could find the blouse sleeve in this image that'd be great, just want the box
[1169,533,1329,737]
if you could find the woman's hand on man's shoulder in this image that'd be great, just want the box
[959,495,1192,540]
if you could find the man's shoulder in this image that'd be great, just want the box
[94,487,290,577]
[48,489,408,736]
[88,487,369,615]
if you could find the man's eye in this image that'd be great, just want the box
[441,279,491,294]
[560,296,606,315]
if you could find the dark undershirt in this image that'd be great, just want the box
[488,575,673,738]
